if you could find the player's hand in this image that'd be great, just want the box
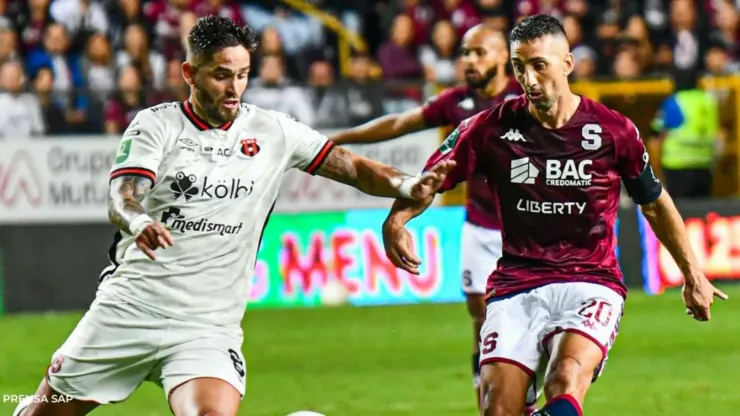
[382,221,421,275]
[682,275,728,321]
[410,160,457,200]
[135,222,174,260]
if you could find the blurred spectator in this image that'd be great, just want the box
[242,2,320,55]
[712,0,740,59]
[32,67,68,135]
[0,60,45,138]
[0,19,19,65]
[343,53,385,126]
[669,0,703,71]
[103,66,156,134]
[307,58,347,128]
[387,0,435,47]
[49,0,109,55]
[571,45,596,80]
[9,0,54,55]
[84,33,115,104]
[107,0,153,51]
[435,0,480,39]
[116,23,165,90]
[704,40,740,75]
[193,0,244,26]
[650,70,721,198]
[26,23,89,130]
[144,0,191,60]
[161,58,188,102]
[377,14,422,80]
[613,49,642,80]
[250,26,301,81]
[623,15,655,74]
[515,0,564,23]
[245,54,314,126]
[594,11,621,75]
[562,14,584,49]
[419,20,458,86]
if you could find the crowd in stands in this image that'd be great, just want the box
[0,0,738,137]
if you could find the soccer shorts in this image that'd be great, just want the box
[460,222,502,295]
[45,293,247,404]
[479,282,624,406]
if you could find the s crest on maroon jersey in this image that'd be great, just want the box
[424,95,651,300]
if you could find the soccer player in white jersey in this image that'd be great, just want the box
[14,16,455,416]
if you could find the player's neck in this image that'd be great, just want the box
[480,75,509,98]
[529,91,581,130]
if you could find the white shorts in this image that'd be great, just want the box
[461,222,502,294]
[479,282,624,406]
[45,293,246,404]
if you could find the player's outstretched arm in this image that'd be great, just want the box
[108,176,174,260]
[640,191,728,321]
[314,145,456,200]
[330,107,427,145]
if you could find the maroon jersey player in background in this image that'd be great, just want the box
[382,15,727,416]
[332,24,521,409]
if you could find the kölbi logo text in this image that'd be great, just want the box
[171,172,254,201]
[545,160,592,186]
[160,207,243,235]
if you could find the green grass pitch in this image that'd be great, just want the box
[0,285,738,415]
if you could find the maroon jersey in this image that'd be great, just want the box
[421,79,522,230]
[424,96,650,299]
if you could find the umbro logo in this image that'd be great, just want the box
[501,129,525,142]
[510,157,539,184]
[171,172,199,200]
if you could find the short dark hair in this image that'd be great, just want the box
[510,15,566,44]
[187,15,258,61]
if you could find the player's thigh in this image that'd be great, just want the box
[461,222,502,297]
[44,295,161,406]
[479,292,546,410]
[542,283,625,384]
[157,328,246,415]
[480,361,532,416]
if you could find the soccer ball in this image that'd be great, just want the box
[320,279,350,306]
[286,412,326,416]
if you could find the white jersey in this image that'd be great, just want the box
[98,101,334,326]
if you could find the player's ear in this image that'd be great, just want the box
[182,61,196,86]
[563,52,575,76]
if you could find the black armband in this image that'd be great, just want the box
[622,164,662,205]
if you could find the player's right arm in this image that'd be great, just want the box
[383,114,483,274]
[330,90,453,145]
[108,110,173,260]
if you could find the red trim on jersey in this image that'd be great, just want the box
[305,140,335,175]
[181,101,234,131]
[110,167,156,183]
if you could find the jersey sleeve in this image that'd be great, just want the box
[422,114,483,193]
[420,88,457,127]
[615,117,662,204]
[278,111,336,175]
[109,109,166,183]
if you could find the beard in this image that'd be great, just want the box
[464,65,498,89]
[194,85,238,125]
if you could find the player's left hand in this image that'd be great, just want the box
[410,160,456,200]
[682,276,728,321]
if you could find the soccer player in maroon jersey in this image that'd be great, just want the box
[332,24,521,408]
[382,15,727,416]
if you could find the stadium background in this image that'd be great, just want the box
[1,0,740,414]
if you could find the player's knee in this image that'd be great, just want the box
[544,356,590,399]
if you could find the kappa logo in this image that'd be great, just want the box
[501,129,525,142]
[240,138,260,157]
[0,149,43,207]
[171,172,199,200]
